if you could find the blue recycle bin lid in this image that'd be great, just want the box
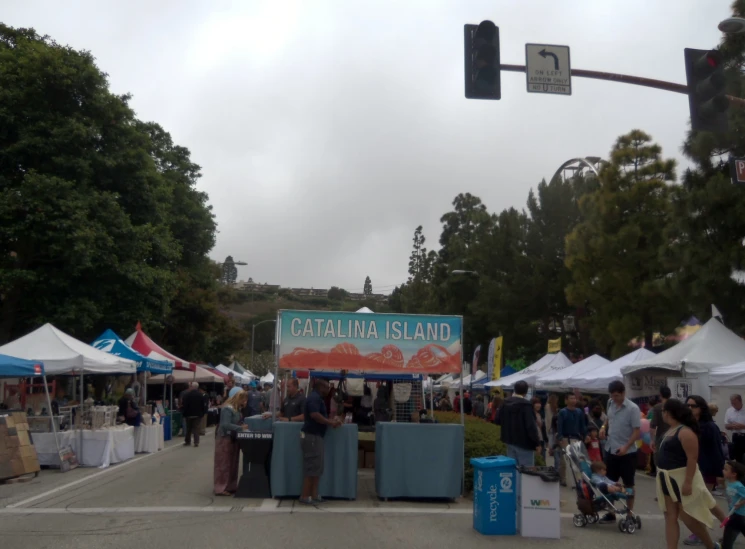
[470,455,516,468]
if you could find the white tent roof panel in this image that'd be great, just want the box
[0,323,136,375]
[621,319,745,375]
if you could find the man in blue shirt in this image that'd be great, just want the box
[300,378,341,504]
[557,393,587,486]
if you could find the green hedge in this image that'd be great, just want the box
[434,411,544,492]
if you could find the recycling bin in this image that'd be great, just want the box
[518,466,561,539]
[470,455,517,535]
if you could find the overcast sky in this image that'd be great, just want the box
[3,0,730,294]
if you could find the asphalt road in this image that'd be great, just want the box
[0,430,732,549]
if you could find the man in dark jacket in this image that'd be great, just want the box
[499,380,540,466]
[181,382,206,447]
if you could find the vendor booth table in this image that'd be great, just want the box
[134,423,164,453]
[32,426,135,467]
[270,422,358,499]
[375,422,463,500]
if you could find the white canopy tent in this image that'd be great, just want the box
[356,307,374,313]
[459,370,487,387]
[571,348,656,392]
[621,318,745,376]
[148,365,224,384]
[0,323,136,374]
[215,364,253,384]
[260,371,275,385]
[710,362,745,387]
[535,354,610,390]
[486,352,573,389]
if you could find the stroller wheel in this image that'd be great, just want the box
[588,513,599,524]
[573,514,587,527]
[634,516,641,530]
[625,520,636,534]
[618,519,627,533]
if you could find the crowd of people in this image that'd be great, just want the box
[485,378,745,549]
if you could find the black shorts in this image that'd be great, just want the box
[605,452,636,487]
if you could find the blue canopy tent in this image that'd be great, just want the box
[92,329,173,405]
[0,354,61,459]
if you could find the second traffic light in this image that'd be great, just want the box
[684,48,728,133]
[464,21,500,100]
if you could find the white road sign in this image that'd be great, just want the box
[525,44,571,95]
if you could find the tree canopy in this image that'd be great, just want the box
[0,24,244,364]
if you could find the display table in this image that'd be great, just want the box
[270,422,358,499]
[134,423,164,453]
[31,426,136,468]
[375,422,463,499]
[244,415,274,431]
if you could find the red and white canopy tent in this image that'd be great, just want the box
[124,323,196,372]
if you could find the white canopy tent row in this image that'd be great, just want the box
[148,366,225,385]
[621,318,745,401]
[260,371,275,385]
[0,324,137,463]
[571,348,656,393]
[458,370,487,387]
[485,352,573,389]
[535,354,610,391]
[215,365,253,384]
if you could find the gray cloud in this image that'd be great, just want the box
[3,0,729,293]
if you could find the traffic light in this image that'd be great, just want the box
[684,48,728,133]
[464,21,500,100]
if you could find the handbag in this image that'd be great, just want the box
[125,402,138,420]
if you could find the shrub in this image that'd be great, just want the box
[434,411,545,492]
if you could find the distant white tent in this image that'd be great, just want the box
[149,365,224,384]
[621,318,745,375]
[460,370,487,387]
[260,371,275,384]
[356,307,374,313]
[0,323,136,374]
[535,354,610,390]
[572,348,656,392]
[216,364,253,384]
[486,352,573,389]
[710,361,745,386]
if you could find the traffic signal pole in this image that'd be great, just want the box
[500,63,745,108]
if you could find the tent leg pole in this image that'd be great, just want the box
[79,372,84,461]
[42,374,61,455]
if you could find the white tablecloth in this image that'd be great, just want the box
[134,424,164,453]
[31,427,135,468]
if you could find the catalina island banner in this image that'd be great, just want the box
[277,310,463,374]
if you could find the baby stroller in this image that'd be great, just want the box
[566,440,642,534]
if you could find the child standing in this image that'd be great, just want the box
[586,427,603,462]
[722,460,745,549]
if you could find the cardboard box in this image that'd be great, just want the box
[19,445,37,458]
[21,455,39,474]
[3,416,16,429]
[7,426,17,437]
[10,458,24,477]
[16,431,30,447]
[0,462,14,480]
[6,435,19,449]
[15,422,28,432]
[358,449,364,469]
[364,451,375,469]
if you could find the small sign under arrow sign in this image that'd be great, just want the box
[525,43,571,95]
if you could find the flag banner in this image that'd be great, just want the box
[548,338,561,353]
[486,338,496,381]
[472,345,481,375]
[278,310,463,374]
[492,337,503,381]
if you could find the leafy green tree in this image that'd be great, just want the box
[664,0,745,333]
[0,25,181,341]
[221,256,238,286]
[566,130,678,356]
[363,276,373,296]
[327,286,348,301]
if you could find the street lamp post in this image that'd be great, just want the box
[251,319,276,372]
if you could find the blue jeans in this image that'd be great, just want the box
[507,444,535,466]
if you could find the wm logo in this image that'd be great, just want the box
[530,499,550,506]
